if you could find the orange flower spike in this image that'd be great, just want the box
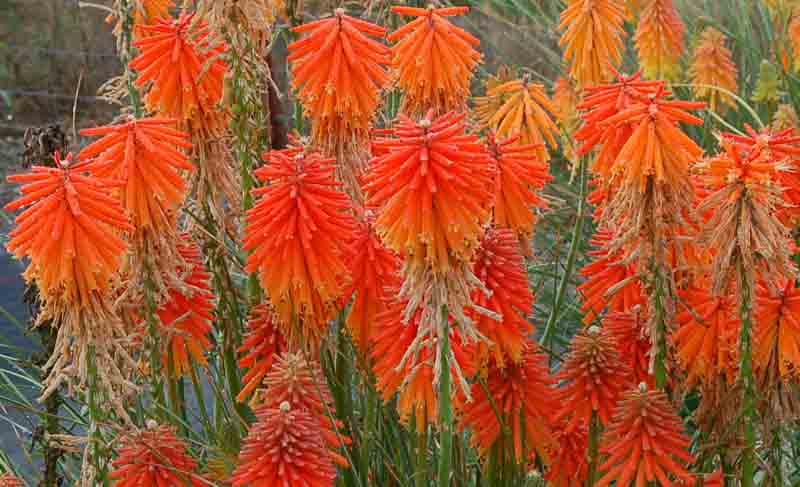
[260,353,351,458]
[596,385,694,487]
[371,299,476,426]
[78,117,193,233]
[0,474,23,487]
[725,124,800,163]
[237,304,287,402]
[364,111,495,273]
[488,133,553,242]
[288,10,390,152]
[578,230,644,324]
[130,12,228,133]
[231,403,338,487]
[469,228,535,366]
[478,77,560,161]
[689,28,738,113]
[634,0,685,81]
[673,282,740,386]
[559,0,627,87]
[342,214,401,353]
[603,308,654,387]
[154,238,215,377]
[132,0,173,36]
[389,6,481,115]
[456,345,557,461]
[5,152,132,306]
[754,278,800,379]
[575,70,663,178]
[604,87,705,193]
[554,326,630,429]
[244,148,356,345]
[545,424,590,487]
[111,423,204,487]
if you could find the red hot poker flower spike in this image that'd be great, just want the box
[596,385,694,487]
[5,152,132,306]
[244,148,356,347]
[389,6,481,116]
[111,423,204,487]
[236,303,287,402]
[78,117,193,234]
[364,111,495,274]
[0,474,23,487]
[230,403,338,487]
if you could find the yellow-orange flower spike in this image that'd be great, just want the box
[553,75,581,135]
[673,281,740,387]
[244,148,356,346]
[597,385,694,487]
[487,133,552,243]
[389,6,481,116]
[690,28,738,113]
[288,10,390,154]
[755,278,800,379]
[231,404,338,487]
[111,423,205,487]
[468,228,535,367]
[603,87,705,194]
[559,0,627,87]
[475,76,559,161]
[554,326,631,430]
[78,117,193,234]
[341,214,400,354]
[5,153,132,306]
[371,298,476,427]
[456,344,557,462]
[154,238,215,377]
[364,111,495,273]
[634,0,685,81]
[237,303,287,402]
[130,12,228,135]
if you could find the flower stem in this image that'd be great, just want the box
[652,262,668,389]
[542,157,586,350]
[438,306,453,487]
[118,0,142,117]
[737,258,756,487]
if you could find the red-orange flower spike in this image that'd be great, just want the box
[755,278,800,379]
[237,303,287,402]
[554,326,630,430]
[603,88,705,193]
[488,133,552,243]
[545,424,590,487]
[364,111,495,273]
[559,0,627,87]
[634,0,685,81]
[725,124,800,163]
[230,403,338,487]
[244,148,356,346]
[673,281,740,387]
[78,117,193,234]
[0,474,23,487]
[468,228,534,366]
[575,71,663,178]
[389,6,481,115]
[456,345,557,462]
[111,423,204,487]
[154,238,215,377]
[4,152,132,306]
[130,13,228,134]
[578,230,644,324]
[289,10,390,153]
[342,214,400,353]
[596,385,694,487]
[371,299,476,426]
[603,307,654,387]
[260,352,351,459]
